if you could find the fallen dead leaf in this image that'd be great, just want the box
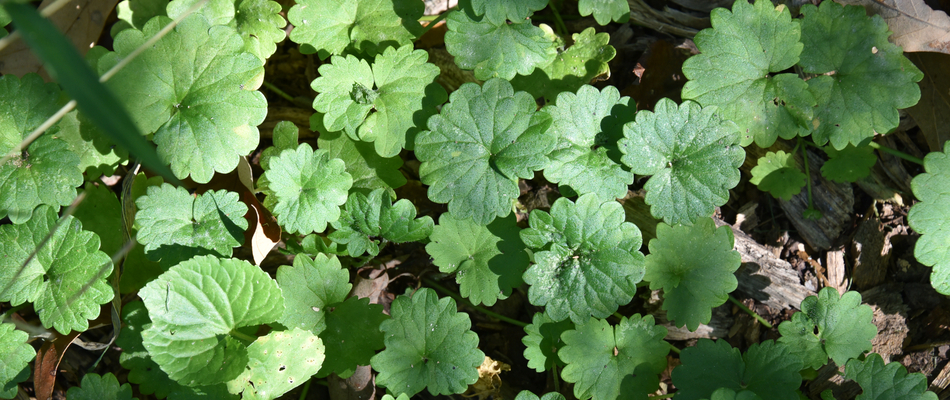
[463,356,510,400]
[837,0,950,54]
[906,52,950,153]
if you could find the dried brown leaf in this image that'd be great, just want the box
[837,0,950,54]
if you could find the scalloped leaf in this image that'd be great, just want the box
[578,0,629,25]
[329,189,433,257]
[56,109,128,178]
[227,328,325,400]
[140,256,285,386]
[520,193,645,324]
[750,150,806,201]
[0,322,32,398]
[371,288,485,397]
[426,213,527,306]
[98,14,266,183]
[620,98,743,225]
[261,121,298,171]
[465,0,548,24]
[233,0,287,60]
[261,143,352,234]
[560,315,669,400]
[317,129,406,196]
[644,218,741,331]
[66,373,136,400]
[287,0,423,58]
[416,78,555,225]
[845,353,938,400]
[510,27,616,103]
[522,311,574,373]
[909,142,950,294]
[681,0,813,147]
[539,85,634,200]
[0,73,82,224]
[821,144,877,183]
[74,182,124,258]
[799,1,923,150]
[116,301,236,399]
[672,339,802,400]
[445,11,557,80]
[311,45,446,157]
[318,296,388,378]
[777,287,876,369]
[111,0,168,37]
[0,205,113,334]
[276,254,351,335]
[134,184,248,267]
[515,391,567,400]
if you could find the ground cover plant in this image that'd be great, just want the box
[0,0,948,398]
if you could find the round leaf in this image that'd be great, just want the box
[749,150,806,201]
[672,339,802,400]
[65,373,136,400]
[445,11,557,81]
[276,254,351,335]
[371,288,485,397]
[578,0,630,25]
[909,142,950,294]
[287,0,423,58]
[821,144,877,183]
[777,287,876,369]
[644,218,741,331]
[416,78,555,225]
[262,143,352,234]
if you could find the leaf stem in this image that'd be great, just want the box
[649,393,675,399]
[229,329,257,342]
[417,7,454,39]
[727,295,773,330]
[867,141,924,165]
[667,342,680,354]
[422,277,528,328]
[546,0,569,38]
[262,81,296,103]
[298,378,312,400]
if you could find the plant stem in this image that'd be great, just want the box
[552,364,561,393]
[422,277,528,328]
[230,329,257,342]
[650,393,676,399]
[727,295,773,329]
[668,343,680,355]
[799,137,817,212]
[417,8,453,38]
[298,378,312,400]
[867,141,924,165]
[262,81,296,103]
[546,0,568,38]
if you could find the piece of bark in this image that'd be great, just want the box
[826,246,848,295]
[851,215,892,290]
[861,284,909,363]
[744,143,854,250]
[929,359,950,396]
[715,218,816,310]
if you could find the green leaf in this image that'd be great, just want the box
[66,373,137,400]
[261,143,352,234]
[312,45,446,157]
[706,388,763,400]
[111,0,168,37]
[260,121,299,170]
[234,0,287,60]
[522,311,574,372]
[317,129,407,195]
[134,184,248,268]
[520,193,645,323]
[227,328,325,400]
[681,0,813,147]
[515,391,567,400]
[4,2,176,183]
[117,301,236,399]
[74,182,124,257]
[140,256,284,386]
[416,78,555,225]
[619,98,743,225]
[0,322,32,399]
[510,27,616,103]
[371,288,485,397]
[909,143,950,294]
[56,109,128,178]
[821,144,876,183]
[578,0,629,25]
[276,254,351,334]
[560,315,669,400]
[777,288,876,369]
[426,213,527,306]
[644,218,741,331]
[798,1,923,150]
[167,0,234,25]
[287,0,423,58]
[845,353,938,400]
[0,73,82,224]
[539,85,633,200]
[749,150,806,201]
[330,189,433,257]
[99,14,267,183]
[121,173,166,294]
[672,339,802,400]
[318,296,388,378]
[0,205,113,334]
[465,0,548,24]
[445,11,557,81]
